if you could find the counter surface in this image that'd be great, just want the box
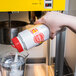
[25,64,54,76]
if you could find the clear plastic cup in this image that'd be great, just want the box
[0,51,29,76]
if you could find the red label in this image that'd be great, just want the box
[34,33,44,43]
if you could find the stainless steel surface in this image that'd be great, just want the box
[55,29,66,76]
[46,39,54,65]
[0,21,28,44]
[25,64,48,76]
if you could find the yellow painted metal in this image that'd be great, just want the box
[0,0,65,11]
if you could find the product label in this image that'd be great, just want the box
[30,28,38,34]
[34,33,44,43]
[30,28,44,43]
[19,25,49,50]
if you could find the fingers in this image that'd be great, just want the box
[34,17,45,24]
[34,17,56,39]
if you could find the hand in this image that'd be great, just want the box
[34,12,69,39]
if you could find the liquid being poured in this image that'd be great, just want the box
[14,52,18,63]
[10,52,23,76]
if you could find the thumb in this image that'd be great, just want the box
[34,17,44,24]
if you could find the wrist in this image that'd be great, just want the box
[61,14,73,27]
[64,15,76,32]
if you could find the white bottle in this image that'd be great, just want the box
[12,24,50,52]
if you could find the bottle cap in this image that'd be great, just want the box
[11,37,24,52]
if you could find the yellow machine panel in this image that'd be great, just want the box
[0,0,65,11]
